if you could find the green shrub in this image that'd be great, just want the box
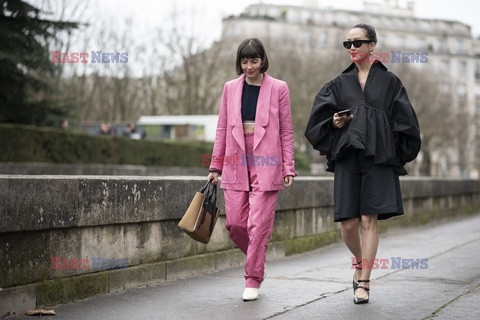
[0,123,310,170]
[293,152,309,172]
[0,123,213,166]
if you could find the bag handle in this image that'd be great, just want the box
[206,183,218,233]
[196,180,212,228]
[209,184,217,207]
[198,179,215,225]
[200,179,212,193]
[199,181,218,233]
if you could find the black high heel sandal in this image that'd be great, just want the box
[354,279,370,304]
[352,260,362,292]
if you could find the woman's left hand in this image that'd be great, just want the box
[283,175,294,187]
[333,112,353,128]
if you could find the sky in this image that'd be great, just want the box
[90,0,480,42]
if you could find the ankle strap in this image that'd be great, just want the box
[356,285,370,292]
[358,279,370,283]
[352,260,362,269]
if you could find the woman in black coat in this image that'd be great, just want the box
[305,24,421,304]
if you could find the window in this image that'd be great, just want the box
[300,30,311,47]
[225,25,237,38]
[475,83,480,98]
[441,60,450,73]
[437,39,446,53]
[456,39,465,54]
[397,36,406,49]
[458,60,467,76]
[417,38,427,50]
[439,82,451,94]
[475,63,480,80]
[420,21,431,31]
[457,84,466,97]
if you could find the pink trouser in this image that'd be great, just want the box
[223,133,279,289]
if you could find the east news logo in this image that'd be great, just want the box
[51,51,128,63]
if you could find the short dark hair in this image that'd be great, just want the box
[353,23,377,43]
[235,38,269,75]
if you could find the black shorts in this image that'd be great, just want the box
[333,150,404,222]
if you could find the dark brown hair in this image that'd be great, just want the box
[353,23,377,43]
[235,38,269,75]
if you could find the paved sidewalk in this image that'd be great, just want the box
[9,214,480,320]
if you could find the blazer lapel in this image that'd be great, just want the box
[231,75,246,152]
[254,74,271,150]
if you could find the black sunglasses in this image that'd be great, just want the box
[342,40,372,49]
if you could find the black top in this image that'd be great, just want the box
[241,81,260,121]
[304,61,421,175]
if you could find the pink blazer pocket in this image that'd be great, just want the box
[220,147,238,183]
[267,147,283,185]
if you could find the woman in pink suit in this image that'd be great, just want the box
[207,38,296,301]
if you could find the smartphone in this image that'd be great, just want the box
[337,109,351,117]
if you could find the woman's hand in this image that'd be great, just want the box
[207,172,220,185]
[283,175,294,187]
[333,113,353,128]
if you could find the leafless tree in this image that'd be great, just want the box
[269,47,346,147]
[391,64,460,176]
[156,12,232,116]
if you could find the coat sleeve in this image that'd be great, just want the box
[304,81,339,155]
[391,81,421,174]
[278,82,297,177]
[209,83,228,174]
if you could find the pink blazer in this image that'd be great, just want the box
[209,73,296,191]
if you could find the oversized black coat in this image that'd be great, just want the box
[305,61,421,175]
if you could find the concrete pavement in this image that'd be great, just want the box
[7,213,480,320]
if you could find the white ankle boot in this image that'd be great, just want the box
[242,288,259,301]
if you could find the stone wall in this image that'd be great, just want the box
[0,162,207,176]
[1,175,479,317]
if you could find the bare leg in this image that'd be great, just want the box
[340,218,362,282]
[356,214,379,299]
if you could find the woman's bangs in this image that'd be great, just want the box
[240,45,261,60]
